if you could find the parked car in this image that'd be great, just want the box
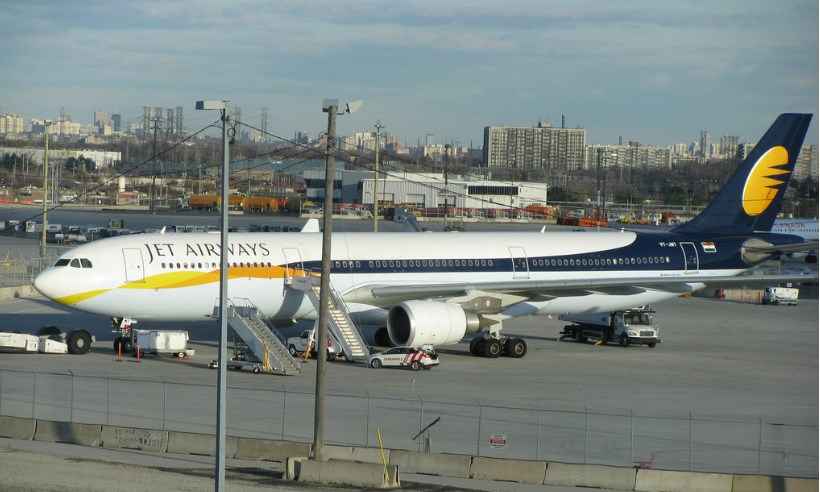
[368,346,439,370]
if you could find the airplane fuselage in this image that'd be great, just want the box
[34,229,797,323]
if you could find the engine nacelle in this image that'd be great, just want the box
[387,301,480,347]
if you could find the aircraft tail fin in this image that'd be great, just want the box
[673,113,812,235]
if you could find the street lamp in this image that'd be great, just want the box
[195,99,229,492]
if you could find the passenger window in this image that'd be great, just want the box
[161,263,166,268]
[70,259,81,268]
[570,259,575,266]
[80,259,92,268]
[54,259,70,267]
[488,259,493,267]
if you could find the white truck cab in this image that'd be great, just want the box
[560,307,661,347]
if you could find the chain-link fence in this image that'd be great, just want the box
[0,254,62,287]
[0,368,814,478]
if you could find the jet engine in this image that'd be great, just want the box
[387,301,481,347]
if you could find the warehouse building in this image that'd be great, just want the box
[361,173,548,209]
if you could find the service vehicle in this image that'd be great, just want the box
[0,326,95,355]
[134,330,194,358]
[368,346,439,370]
[112,319,193,357]
[560,307,660,347]
[287,329,342,359]
[762,286,799,305]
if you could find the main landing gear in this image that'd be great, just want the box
[468,334,527,358]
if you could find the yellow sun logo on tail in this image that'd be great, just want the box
[742,146,790,216]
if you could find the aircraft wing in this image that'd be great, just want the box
[347,273,818,304]
[744,241,818,254]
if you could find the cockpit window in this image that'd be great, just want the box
[54,259,70,267]
[80,259,92,268]
[70,259,81,268]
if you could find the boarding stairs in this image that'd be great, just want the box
[290,276,370,362]
[214,298,302,375]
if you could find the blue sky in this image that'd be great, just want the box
[2,0,817,145]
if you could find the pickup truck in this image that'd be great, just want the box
[286,329,342,359]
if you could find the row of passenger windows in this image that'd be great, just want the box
[54,258,92,268]
[530,256,671,267]
[159,261,276,270]
[154,255,674,272]
[359,259,494,269]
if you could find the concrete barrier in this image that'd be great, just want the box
[470,456,547,484]
[166,431,237,458]
[34,420,102,447]
[101,425,168,453]
[545,462,637,490]
[636,469,732,492]
[389,449,471,478]
[294,458,400,489]
[235,437,311,461]
[0,416,37,440]
[324,444,386,464]
[732,475,819,492]
[0,284,39,301]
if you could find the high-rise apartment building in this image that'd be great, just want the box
[584,143,672,169]
[483,122,586,171]
[719,135,739,159]
[699,130,712,159]
[0,113,25,134]
[795,144,817,179]
[175,106,183,135]
[112,114,122,132]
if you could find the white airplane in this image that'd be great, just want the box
[772,218,818,241]
[33,114,817,358]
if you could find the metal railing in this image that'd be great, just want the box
[0,368,815,478]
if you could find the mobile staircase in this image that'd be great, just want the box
[290,276,370,363]
[214,298,302,375]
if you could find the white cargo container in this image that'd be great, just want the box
[0,333,39,352]
[134,330,193,358]
[0,333,68,354]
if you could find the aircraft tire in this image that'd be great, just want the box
[410,361,422,371]
[506,338,527,358]
[469,337,481,355]
[371,359,382,369]
[485,339,502,358]
[288,345,297,356]
[619,334,629,347]
[67,330,92,355]
[38,325,63,341]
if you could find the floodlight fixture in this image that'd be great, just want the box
[196,100,227,111]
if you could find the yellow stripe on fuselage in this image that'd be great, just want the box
[53,266,308,305]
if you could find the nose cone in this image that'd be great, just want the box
[34,269,56,300]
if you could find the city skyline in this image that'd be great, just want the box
[2,1,818,146]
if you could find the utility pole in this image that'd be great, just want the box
[149,117,160,213]
[544,163,550,206]
[596,148,602,218]
[40,122,50,259]
[443,144,451,229]
[373,121,384,232]
[311,98,360,463]
[214,106,230,492]
[314,101,337,462]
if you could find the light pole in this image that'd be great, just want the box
[40,120,53,259]
[314,99,362,462]
[196,99,229,492]
[373,120,384,232]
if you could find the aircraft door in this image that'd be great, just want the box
[122,248,145,282]
[680,242,699,272]
[508,246,530,279]
[281,247,304,283]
